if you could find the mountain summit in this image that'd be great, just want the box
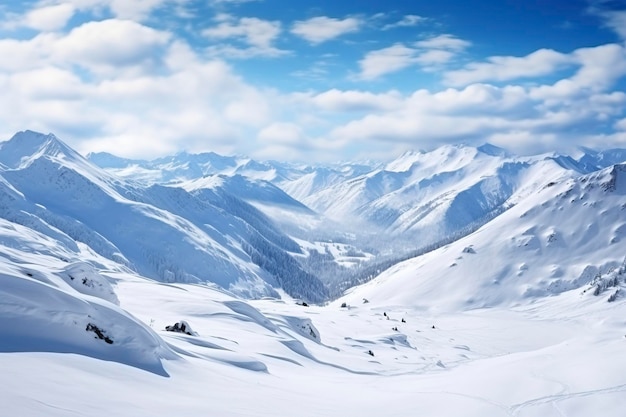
[0,130,84,169]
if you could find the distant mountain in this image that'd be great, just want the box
[87,150,240,183]
[297,144,581,242]
[576,147,626,172]
[8,130,626,305]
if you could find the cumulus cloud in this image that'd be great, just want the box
[22,3,76,31]
[1,1,626,162]
[357,34,470,80]
[9,66,85,100]
[305,64,626,158]
[300,89,403,112]
[0,22,275,158]
[0,18,171,76]
[357,44,416,80]
[0,0,172,32]
[291,16,361,44]
[258,122,305,146]
[55,19,171,73]
[571,43,626,90]
[204,16,280,48]
[444,48,575,86]
[203,15,287,58]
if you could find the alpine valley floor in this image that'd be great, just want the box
[1,266,625,417]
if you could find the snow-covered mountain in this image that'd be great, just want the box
[294,145,594,243]
[2,130,626,416]
[0,130,328,302]
[90,142,625,250]
[341,162,626,311]
[7,130,626,305]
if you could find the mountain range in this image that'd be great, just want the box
[1,129,625,303]
[1,129,626,416]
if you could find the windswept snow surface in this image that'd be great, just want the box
[1,249,625,416]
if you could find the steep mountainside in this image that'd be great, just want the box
[5,130,626,305]
[299,145,587,241]
[89,141,626,249]
[341,163,626,311]
[0,131,327,302]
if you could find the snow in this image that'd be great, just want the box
[1,258,625,416]
[1,131,626,416]
[338,163,626,312]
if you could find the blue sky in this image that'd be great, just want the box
[0,0,625,162]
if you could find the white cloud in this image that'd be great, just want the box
[203,16,281,48]
[0,16,171,74]
[26,0,173,21]
[0,35,54,72]
[383,14,427,30]
[615,118,626,131]
[291,16,361,44]
[23,3,76,31]
[415,34,470,52]
[258,122,305,146]
[203,15,287,58]
[0,24,276,159]
[9,66,85,100]
[414,49,455,67]
[588,2,626,40]
[206,44,288,59]
[300,89,402,112]
[571,43,626,90]
[528,44,626,104]
[305,74,626,158]
[119,0,165,19]
[211,0,261,4]
[444,48,575,86]
[1,2,625,162]
[357,35,469,80]
[357,44,417,80]
[601,10,626,39]
[54,19,171,74]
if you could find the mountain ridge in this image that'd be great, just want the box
[2,130,626,304]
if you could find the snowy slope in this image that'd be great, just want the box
[0,218,177,375]
[341,163,626,311]
[0,218,625,416]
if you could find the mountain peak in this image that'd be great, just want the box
[0,130,83,169]
[477,143,509,157]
